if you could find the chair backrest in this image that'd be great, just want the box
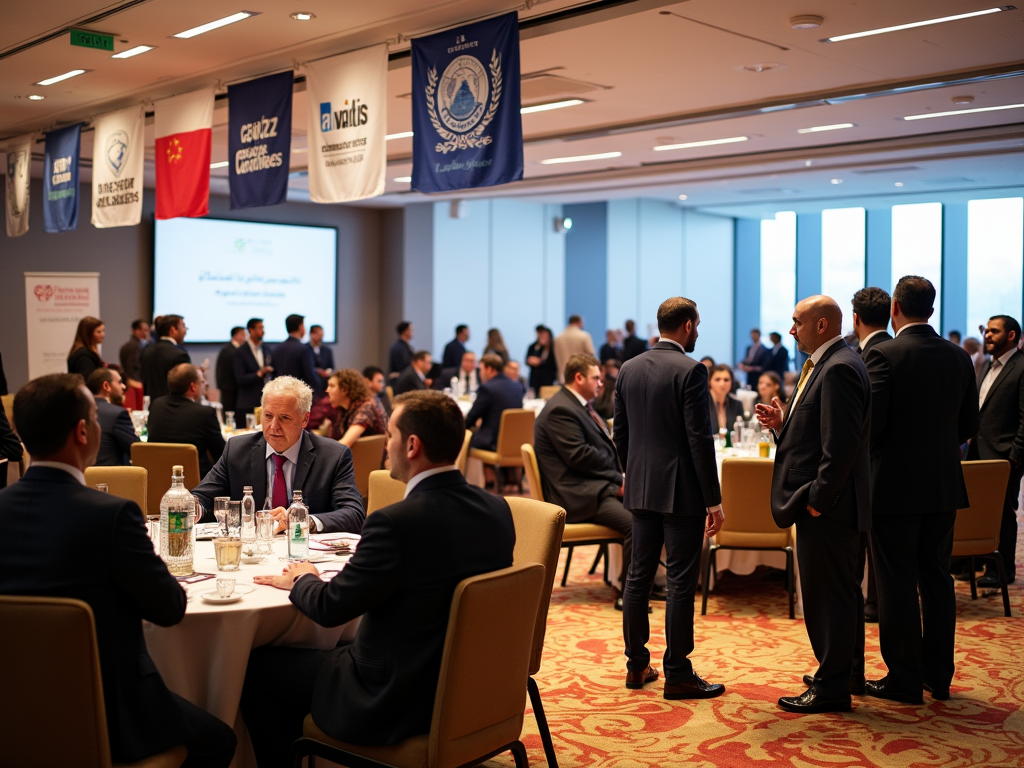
[520,443,544,502]
[718,458,790,548]
[0,596,112,768]
[83,466,149,515]
[349,435,386,497]
[456,429,472,475]
[385,386,395,405]
[253,406,263,426]
[366,469,407,514]
[1,393,15,434]
[506,497,566,676]
[428,563,545,768]
[538,386,560,400]
[496,409,535,460]
[953,460,1011,556]
[131,442,201,517]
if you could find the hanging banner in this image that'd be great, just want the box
[5,133,32,237]
[305,44,387,203]
[411,12,523,193]
[91,105,145,228]
[43,124,81,233]
[155,88,214,219]
[228,71,293,209]
[24,272,100,380]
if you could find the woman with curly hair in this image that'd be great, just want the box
[322,368,388,447]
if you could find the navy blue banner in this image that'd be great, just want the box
[411,12,523,193]
[43,124,81,233]
[228,71,293,209]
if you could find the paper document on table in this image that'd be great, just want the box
[309,532,361,552]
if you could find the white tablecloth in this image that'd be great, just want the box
[460,397,548,487]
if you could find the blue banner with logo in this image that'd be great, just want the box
[43,124,81,233]
[228,71,293,209]
[411,12,523,193]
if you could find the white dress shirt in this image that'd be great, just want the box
[788,335,844,413]
[404,466,459,498]
[31,461,85,486]
[860,329,888,349]
[979,347,1016,407]
[248,339,265,369]
[894,321,931,337]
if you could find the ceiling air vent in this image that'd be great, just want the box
[852,165,920,175]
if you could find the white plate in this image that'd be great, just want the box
[240,555,265,564]
[200,590,243,604]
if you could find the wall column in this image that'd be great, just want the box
[734,218,761,364]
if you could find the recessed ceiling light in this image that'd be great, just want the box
[823,7,1012,42]
[539,151,622,165]
[653,136,748,151]
[27,94,45,101]
[796,122,855,133]
[385,131,414,140]
[520,99,585,114]
[393,176,412,183]
[952,95,975,105]
[210,161,229,169]
[895,182,904,187]
[903,103,1024,121]
[743,63,781,73]
[830,178,843,184]
[112,45,155,59]
[678,194,688,200]
[790,15,824,29]
[173,11,257,39]
[290,12,315,20]
[35,69,87,86]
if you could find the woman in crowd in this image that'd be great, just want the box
[322,368,388,448]
[708,363,745,432]
[483,328,510,366]
[526,324,557,390]
[756,370,787,407]
[67,316,106,379]
[593,359,619,420]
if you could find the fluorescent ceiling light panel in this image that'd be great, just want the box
[35,69,87,86]
[653,136,747,151]
[797,122,855,133]
[824,7,1011,42]
[540,151,622,165]
[210,161,229,169]
[385,131,414,140]
[903,102,1024,120]
[173,11,257,39]
[112,45,155,58]
[393,176,412,182]
[520,99,585,114]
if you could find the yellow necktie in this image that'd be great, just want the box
[789,358,815,413]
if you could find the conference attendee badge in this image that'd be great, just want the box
[43,124,82,233]
[91,105,144,228]
[5,133,33,237]
[228,71,293,209]
[411,12,523,193]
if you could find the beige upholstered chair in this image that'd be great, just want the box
[0,595,187,768]
[349,434,387,498]
[366,469,407,515]
[955,460,1012,616]
[293,563,546,768]
[702,457,795,618]
[506,496,567,768]
[469,409,535,491]
[455,429,472,475]
[522,443,624,587]
[130,443,200,519]
[253,406,262,426]
[538,385,560,400]
[84,466,149,515]
[385,386,395,406]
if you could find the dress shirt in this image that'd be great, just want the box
[415,369,426,382]
[859,329,888,349]
[459,369,479,393]
[31,461,85,486]
[894,321,931,337]
[404,465,459,498]
[265,439,327,531]
[658,337,685,353]
[788,335,844,414]
[248,340,265,369]
[979,347,1016,407]
[566,386,588,408]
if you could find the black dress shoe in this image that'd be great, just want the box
[664,673,725,700]
[865,678,923,704]
[625,664,659,689]
[924,681,950,700]
[650,585,668,601]
[864,606,879,623]
[802,674,865,695]
[778,688,852,713]
[977,570,1014,588]
[615,597,653,613]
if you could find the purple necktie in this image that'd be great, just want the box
[272,454,288,509]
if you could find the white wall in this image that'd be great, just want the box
[683,210,734,364]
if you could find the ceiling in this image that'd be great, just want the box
[3,0,1023,214]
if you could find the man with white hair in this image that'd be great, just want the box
[193,376,364,533]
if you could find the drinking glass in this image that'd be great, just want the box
[214,538,242,571]
[213,497,230,536]
[246,413,256,430]
[224,411,235,432]
[216,577,236,598]
[96,483,108,493]
[257,510,275,555]
[226,500,241,538]
[146,515,160,550]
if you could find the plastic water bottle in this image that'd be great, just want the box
[241,485,256,553]
[160,465,194,576]
[450,375,460,398]
[287,491,309,561]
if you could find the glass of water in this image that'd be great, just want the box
[257,510,275,555]
[226,500,241,538]
[213,496,230,537]
[246,413,256,430]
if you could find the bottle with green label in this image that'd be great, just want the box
[287,490,309,561]
[160,465,194,576]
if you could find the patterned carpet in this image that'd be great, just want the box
[484,528,1024,768]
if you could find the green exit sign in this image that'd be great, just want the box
[70,29,114,51]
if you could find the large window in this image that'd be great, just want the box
[760,211,797,356]
[891,202,943,324]
[967,197,1024,339]
[821,207,866,336]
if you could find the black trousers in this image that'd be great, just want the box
[796,514,862,695]
[871,511,957,691]
[164,692,236,768]
[997,464,1022,576]
[857,531,878,614]
[240,645,331,768]
[623,511,704,683]
[588,493,633,584]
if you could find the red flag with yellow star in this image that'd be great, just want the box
[155,88,213,219]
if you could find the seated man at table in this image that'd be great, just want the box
[147,363,225,477]
[193,376,364,534]
[86,367,138,466]
[240,390,515,766]
[0,373,236,767]
[464,353,524,452]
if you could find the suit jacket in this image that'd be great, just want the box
[968,349,1024,464]
[119,337,144,382]
[614,341,721,515]
[233,342,270,414]
[525,342,558,389]
[0,349,7,395]
[192,430,365,533]
[857,331,892,361]
[291,470,514,746]
[215,342,239,410]
[553,326,595,383]
[599,343,623,364]
[866,325,979,516]
[95,398,138,467]
[441,339,466,370]
[140,340,189,400]
[709,394,745,432]
[622,334,648,361]
[146,395,225,477]
[770,340,871,530]
[392,366,426,397]
[0,467,188,762]
[767,344,790,378]
[0,402,23,462]
[310,344,334,395]
[535,387,621,522]
[741,343,773,386]
[272,336,320,392]
[388,340,414,376]
[434,366,478,394]
[68,346,104,380]
[464,373,524,451]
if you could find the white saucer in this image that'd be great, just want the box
[240,555,265,564]
[200,591,243,604]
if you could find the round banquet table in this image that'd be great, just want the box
[459,397,548,487]
[144,535,359,768]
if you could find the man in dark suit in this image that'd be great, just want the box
[621,319,648,361]
[193,375,364,534]
[86,368,138,467]
[434,351,479,395]
[215,326,245,413]
[148,364,226,477]
[614,297,725,700]
[308,324,334,397]
[273,314,320,392]
[239,390,514,766]
[140,314,190,400]
[737,328,772,387]
[968,314,1024,587]
[0,374,235,766]
[599,329,623,365]
[535,353,632,603]
[119,318,150,387]
[865,275,979,704]
[766,332,790,378]
[393,351,433,396]
[388,321,415,378]
[232,318,274,429]
[441,324,470,370]
[464,353,524,451]
[756,296,871,714]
